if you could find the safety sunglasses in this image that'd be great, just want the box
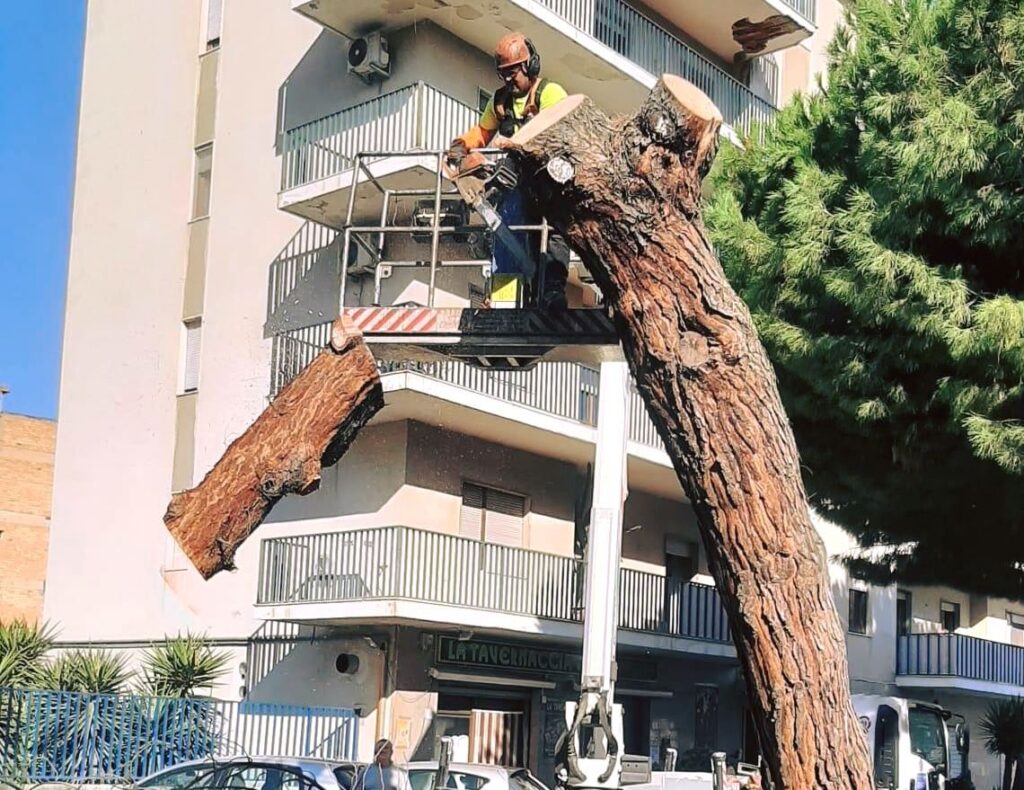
[497,64,523,81]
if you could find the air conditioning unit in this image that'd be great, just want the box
[348,32,390,81]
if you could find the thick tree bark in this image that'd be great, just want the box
[163,318,383,579]
[505,77,873,789]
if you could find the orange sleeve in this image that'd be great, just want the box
[456,124,496,151]
[456,96,500,150]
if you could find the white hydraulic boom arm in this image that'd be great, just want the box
[558,361,630,790]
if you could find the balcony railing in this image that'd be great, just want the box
[378,359,600,426]
[897,633,1024,689]
[536,0,777,129]
[257,526,730,644]
[784,0,816,24]
[281,82,478,191]
[268,325,665,450]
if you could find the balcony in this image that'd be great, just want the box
[279,83,478,226]
[257,526,734,658]
[293,0,802,109]
[897,633,1024,696]
[268,323,664,452]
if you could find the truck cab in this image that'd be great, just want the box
[852,695,971,790]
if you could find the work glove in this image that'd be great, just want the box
[446,140,469,169]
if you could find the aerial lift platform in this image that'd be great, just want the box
[274,148,622,371]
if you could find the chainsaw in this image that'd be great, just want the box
[448,152,536,281]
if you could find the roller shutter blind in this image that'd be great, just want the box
[460,482,525,547]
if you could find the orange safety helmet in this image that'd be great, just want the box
[494,32,532,70]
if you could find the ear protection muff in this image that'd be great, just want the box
[524,38,541,79]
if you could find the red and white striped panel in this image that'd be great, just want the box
[469,710,526,767]
[344,307,439,335]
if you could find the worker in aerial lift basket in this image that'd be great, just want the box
[446,32,570,311]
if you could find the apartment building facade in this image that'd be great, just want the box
[46,0,1022,785]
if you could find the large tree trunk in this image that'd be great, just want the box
[505,76,873,789]
[163,318,383,579]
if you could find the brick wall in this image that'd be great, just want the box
[0,413,56,623]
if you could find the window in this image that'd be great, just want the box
[182,319,202,393]
[140,764,215,789]
[460,481,526,547]
[477,88,492,114]
[192,144,213,219]
[218,766,309,790]
[872,704,899,788]
[940,600,961,633]
[849,588,869,635]
[206,0,223,48]
[909,708,947,772]
[897,589,912,636]
[409,771,492,790]
[1009,611,1024,647]
[666,537,697,581]
[508,773,548,790]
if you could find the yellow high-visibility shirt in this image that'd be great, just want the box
[478,80,569,135]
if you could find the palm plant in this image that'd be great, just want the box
[18,650,133,780]
[0,619,55,689]
[35,650,132,694]
[0,620,56,779]
[979,697,1024,790]
[140,634,229,698]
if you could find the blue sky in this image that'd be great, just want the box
[0,5,86,419]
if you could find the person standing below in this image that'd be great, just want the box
[355,739,411,790]
[447,33,570,311]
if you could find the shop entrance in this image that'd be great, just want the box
[436,688,530,767]
[618,696,652,757]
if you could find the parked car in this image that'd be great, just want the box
[406,761,551,790]
[139,757,551,790]
[138,756,361,790]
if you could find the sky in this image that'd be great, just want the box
[0,5,86,419]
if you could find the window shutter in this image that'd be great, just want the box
[206,0,223,45]
[483,488,525,547]
[183,320,202,392]
[460,482,485,540]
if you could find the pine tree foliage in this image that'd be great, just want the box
[706,0,1024,597]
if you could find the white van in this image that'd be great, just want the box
[853,695,972,789]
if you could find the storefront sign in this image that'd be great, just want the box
[435,636,655,682]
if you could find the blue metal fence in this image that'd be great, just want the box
[0,688,358,782]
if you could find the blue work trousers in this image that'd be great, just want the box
[492,187,538,276]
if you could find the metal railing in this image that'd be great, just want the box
[538,0,777,133]
[0,687,358,782]
[281,82,478,191]
[269,323,334,399]
[897,633,1024,688]
[267,221,338,318]
[627,379,661,448]
[785,0,817,24]
[257,526,730,644]
[269,325,664,449]
[379,359,600,426]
